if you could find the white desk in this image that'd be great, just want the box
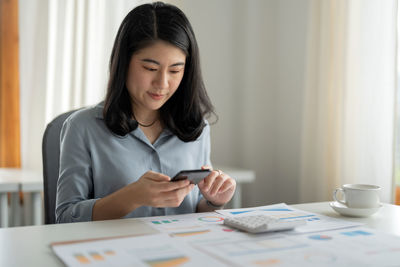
[0,201,398,266]
[0,168,43,227]
[293,202,400,236]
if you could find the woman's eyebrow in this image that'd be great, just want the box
[141,58,185,67]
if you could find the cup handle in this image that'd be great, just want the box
[333,188,346,205]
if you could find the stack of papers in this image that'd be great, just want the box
[52,203,400,266]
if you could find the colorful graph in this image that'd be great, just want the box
[308,235,332,241]
[145,256,190,267]
[307,217,321,221]
[90,251,105,261]
[230,210,254,215]
[74,253,90,264]
[74,250,116,264]
[228,208,318,222]
[197,216,224,222]
[341,230,373,236]
[262,208,292,212]
[152,219,179,224]
[104,250,116,256]
[170,230,211,237]
[229,208,292,215]
[269,213,315,220]
[253,258,281,266]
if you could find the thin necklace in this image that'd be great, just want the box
[132,112,158,127]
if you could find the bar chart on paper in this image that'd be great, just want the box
[51,207,400,267]
[52,233,226,267]
[140,213,228,235]
[129,244,190,267]
[222,206,319,221]
[194,227,400,266]
[139,212,242,243]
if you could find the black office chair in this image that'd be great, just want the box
[42,109,80,224]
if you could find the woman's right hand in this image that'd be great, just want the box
[92,171,194,221]
[131,171,195,208]
[92,170,194,221]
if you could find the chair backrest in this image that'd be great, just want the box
[42,109,79,224]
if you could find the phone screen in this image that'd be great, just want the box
[171,169,211,184]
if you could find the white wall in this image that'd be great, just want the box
[274,1,308,204]
[19,0,49,171]
[174,0,309,207]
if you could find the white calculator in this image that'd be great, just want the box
[223,215,306,234]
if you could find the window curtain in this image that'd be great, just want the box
[19,0,140,171]
[0,0,21,167]
[300,0,397,203]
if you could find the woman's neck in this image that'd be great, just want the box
[132,108,159,128]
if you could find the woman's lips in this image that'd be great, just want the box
[148,92,164,100]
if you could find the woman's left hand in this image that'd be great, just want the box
[198,166,236,206]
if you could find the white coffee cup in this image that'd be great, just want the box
[333,184,381,209]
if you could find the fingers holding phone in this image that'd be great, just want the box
[198,169,223,194]
[160,184,196,207]
[198,168,236,207]
[132,171,194,208]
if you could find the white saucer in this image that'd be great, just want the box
[329,201,382,217]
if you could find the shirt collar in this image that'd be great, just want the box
[95,101,173,140]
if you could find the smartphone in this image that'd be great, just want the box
[171,169,211,184]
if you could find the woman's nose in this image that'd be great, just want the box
[153,71,168,89]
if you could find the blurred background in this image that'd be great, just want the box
[1,0,399,226]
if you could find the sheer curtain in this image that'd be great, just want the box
[19,0,140,171]
[300,0,397,203]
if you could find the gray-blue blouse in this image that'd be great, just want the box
[55,103,210,223]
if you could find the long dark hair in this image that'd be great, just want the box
[103,2,215,142]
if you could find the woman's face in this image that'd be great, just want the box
[126,40,186,114]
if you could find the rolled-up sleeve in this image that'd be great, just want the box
[56,118,99,223]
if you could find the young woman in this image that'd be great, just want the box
[56,2,236,223]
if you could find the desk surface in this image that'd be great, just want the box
[293,202,400,236]
[1,202,399,266]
